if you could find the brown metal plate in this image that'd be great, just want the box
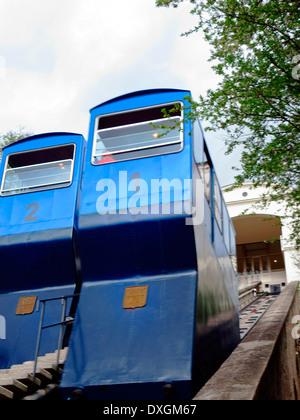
[16,296,37,315]
[123,286,148,309]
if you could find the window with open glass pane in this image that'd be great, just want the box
[1,144,75,196]
[93,103,183,164]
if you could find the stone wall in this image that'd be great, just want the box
[194,281,300,400]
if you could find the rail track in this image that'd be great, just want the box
[239,294,278,340]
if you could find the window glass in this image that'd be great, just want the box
[214,173,222,230]
[229,222,236,256]
[203,149,211,204]
[193,120,204,165]
[1,144,75,196]
[93,103,183,164]
[222,200,230,252]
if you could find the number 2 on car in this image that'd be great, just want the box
[24,203,39,222]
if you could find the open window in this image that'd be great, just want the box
[1,144,75,196]
[92,103,183,164]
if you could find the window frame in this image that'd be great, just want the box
[213,172,223,232]
[0,143,76,197]
[202,144,212,206]
[92,101,184,165]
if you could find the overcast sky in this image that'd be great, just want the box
[0,0,241,186]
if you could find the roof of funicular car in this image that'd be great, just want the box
[90,88,191,112]
[2,132,83,151]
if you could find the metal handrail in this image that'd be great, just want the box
[33,294,79,378]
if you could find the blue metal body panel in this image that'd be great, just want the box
[0,286,74,369]
[60,90,240,399]
[0,133,86,368]
[62,271,197,388]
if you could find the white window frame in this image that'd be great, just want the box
[0,144,76,197]
[92,102,184,165]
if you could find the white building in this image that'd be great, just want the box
[222,182,300,293]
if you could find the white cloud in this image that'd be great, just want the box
[170,31,220,100]
[47,1,174,97]
[0,0,218,137]
[0,0,240,185]
[0,0,60,46]
[0,0,187,134]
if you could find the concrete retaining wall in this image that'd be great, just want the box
[194,281,300,400]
